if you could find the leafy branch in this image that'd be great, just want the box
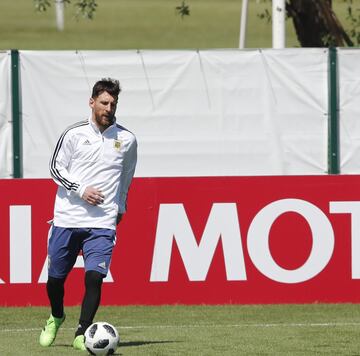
[34,0,55,12]
[344,0,360,44]
[33,0,97,20]
[74,0,97,20]
[176,0,190,19]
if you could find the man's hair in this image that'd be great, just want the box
[91,78,121,99]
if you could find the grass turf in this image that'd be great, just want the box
[0,0,354,50]
[1,304,360,355]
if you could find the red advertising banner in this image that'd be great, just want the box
[1,176,360,306]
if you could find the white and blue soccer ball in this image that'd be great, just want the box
[84,321,120,355]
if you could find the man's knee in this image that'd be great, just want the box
[47,276,66,289]
[85,270,104,289]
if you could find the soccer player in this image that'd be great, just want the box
[39,78,137,351]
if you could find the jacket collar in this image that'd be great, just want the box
[89,116,116,135]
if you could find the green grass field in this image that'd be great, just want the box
[1,304,360,355]
[0,0,354,50]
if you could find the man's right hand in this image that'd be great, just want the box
[81,186,105,206]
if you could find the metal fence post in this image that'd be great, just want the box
[11,49,22,178]
[328,47,340,174]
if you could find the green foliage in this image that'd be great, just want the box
[74,0,97,20]
[321,33,339,47]
[176,0,190,18]
[344,0,360,44]
[34,0,97,20]
[34,0,52,12]
[255,0,290,23]
[257,8,271,23]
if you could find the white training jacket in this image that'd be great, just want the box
[50,117,137,230]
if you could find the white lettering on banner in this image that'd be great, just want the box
[5,200,360,284]
[10,206,32,283]
[330,202,360,279]
[151,199,340,283]
[247,199,334,283]
[150,203,246,282]
[5,205,113,284]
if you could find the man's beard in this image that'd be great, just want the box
[96,113,115,127]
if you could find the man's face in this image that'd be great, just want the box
[89,91,118,132]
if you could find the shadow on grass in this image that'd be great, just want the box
[52,344,73,348]
[51,340,179,355]
[120,340,179,348]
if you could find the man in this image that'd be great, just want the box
[39,78,137,351]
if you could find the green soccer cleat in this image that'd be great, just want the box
[39,314,66,347]
[73,335,87,351]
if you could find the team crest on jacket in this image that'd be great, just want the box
[114,139,122,151]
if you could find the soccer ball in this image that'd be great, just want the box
[84,322,120,355]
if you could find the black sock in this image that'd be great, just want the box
[47,276,66,318]
[75,270,104,337]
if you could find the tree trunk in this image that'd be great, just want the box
[286,0,353,47]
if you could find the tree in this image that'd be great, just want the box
[285,0,354,46]
[177,0,360,47]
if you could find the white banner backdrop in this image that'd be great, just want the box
[0,51,12,178]
[19,49,329,178]
[338,49,360,174]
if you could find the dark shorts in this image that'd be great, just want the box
[47,225,116,279]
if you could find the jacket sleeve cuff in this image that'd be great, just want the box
[76,184,87,198]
